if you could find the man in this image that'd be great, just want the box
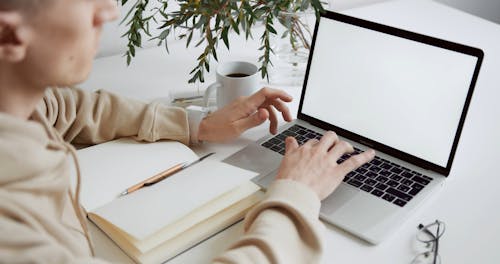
[0,0,374,263]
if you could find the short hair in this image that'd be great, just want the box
[0,0,44,12]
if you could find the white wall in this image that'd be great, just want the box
[436,0,500,24]
[97,1,164,57]
[97,0,500,58]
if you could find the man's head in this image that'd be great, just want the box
[0,0,118,88]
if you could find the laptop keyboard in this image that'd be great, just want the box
[261,124,433,207]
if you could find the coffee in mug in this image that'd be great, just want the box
[204,61,260,109]
[226,73,250,78]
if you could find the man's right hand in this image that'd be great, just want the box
[276,131,375,200]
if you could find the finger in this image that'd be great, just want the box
[317,131,339,152]
[285,136,299,154]
[337,149,376,175]
[247,87,293,110]
[303,138,319,148]
[328,140,354,161]
[234,108,268,133]
[269,98,293,122]
[266,106,279,134]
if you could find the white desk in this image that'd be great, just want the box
[81,1,500,263]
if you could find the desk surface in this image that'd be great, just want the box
[81,0,500,263]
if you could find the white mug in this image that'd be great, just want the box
[204,61,260,109]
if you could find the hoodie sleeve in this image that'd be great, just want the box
[35,87,190,145]
[213,180,325,264]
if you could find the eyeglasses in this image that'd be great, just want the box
[411,220,446,264]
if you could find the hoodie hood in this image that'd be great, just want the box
[0,112,70,193]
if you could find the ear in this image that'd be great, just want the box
[0,11,31,63]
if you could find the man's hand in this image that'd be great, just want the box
[198,87,293,142]
[276,131,376,200]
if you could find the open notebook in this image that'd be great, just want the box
[74,138,262,263]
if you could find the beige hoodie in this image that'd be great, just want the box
[0,87,324,264]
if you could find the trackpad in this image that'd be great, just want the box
[223,143,281,177]
[321,184,359,215]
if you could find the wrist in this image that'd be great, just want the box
[186,105,209,145]
[197,117,209,142]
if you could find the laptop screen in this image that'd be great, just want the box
[300,12,482,173]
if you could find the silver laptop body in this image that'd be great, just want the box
[224,11,483,244]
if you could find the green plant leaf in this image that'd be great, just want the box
[186,30,193,47]
[221,27,230,49]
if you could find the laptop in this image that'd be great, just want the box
[224,10,483,244]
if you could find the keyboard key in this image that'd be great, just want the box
[390,167,403,174]
[347,179,363,188]
[372,159,382,166]
[390,174,403,181]
[397,184,411,192]
[380,170,391,176]
[400,171,414,179]
[345,171,355,178]
[296,135,306,142]
[271,145,281,152]
[366,171,378,178]
[381,163,393,170]
[412,175,431,185]
[422,175,433,181]
[371,189,384,197]
[390,162,401,168]
[412,182,424,191]
[409,187,422,196]
[364,179,377,186]
[393,199,407,207]
[375,183,388,191]
[402,179,414,186]
[288,125,299,132]
[400,166,411,173]
[269,138,281,145]
[369,166,382,173]
[354,175,367,182]
[361,163,371,169]
[382,194,396,202]
[283,130,295,137]
[360,185,374,193]
[296,129,307,135]
[357,168,368,174]
[386,187,412,201]
[276,134,286,141]
[279,149,285,155]
[262,141,273,148]
[387,180,399,187]
[305,133,316,139]
[376,176,389,183]
[402,171,414,178]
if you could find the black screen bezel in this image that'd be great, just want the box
[297,11,484,176]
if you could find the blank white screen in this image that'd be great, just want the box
[302,18,478,167]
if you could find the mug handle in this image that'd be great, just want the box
[203,82,221,108]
